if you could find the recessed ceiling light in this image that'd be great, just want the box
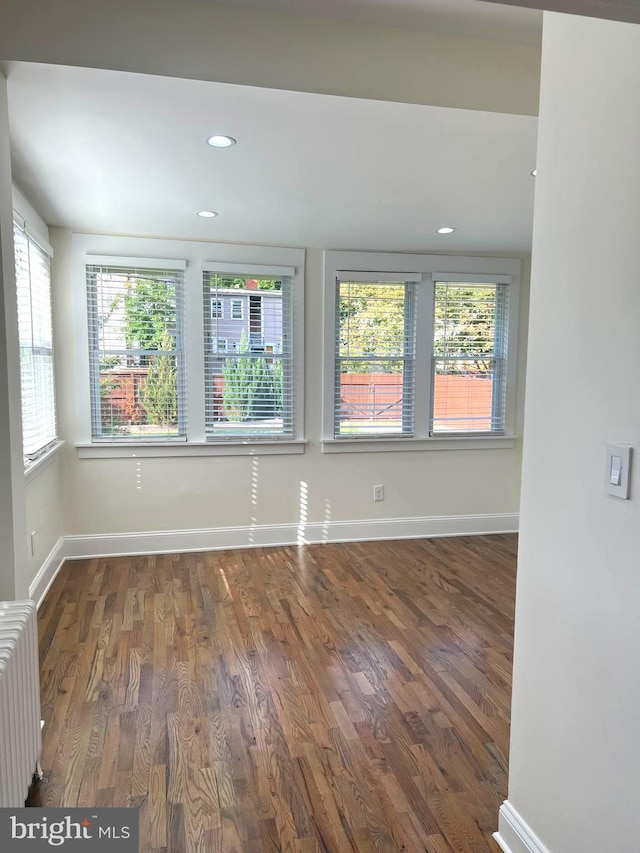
[530,169,537,177]
[197,210,218,218]
[436,226,456,235]
[205,135,236,148]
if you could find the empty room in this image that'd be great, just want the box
[1,2,639,853]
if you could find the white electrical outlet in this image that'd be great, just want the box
[30,531,36,557]
[373,485,384,502]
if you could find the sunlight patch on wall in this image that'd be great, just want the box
[321,497,332,543]
[249,454,259,546]
[297,480,308,546]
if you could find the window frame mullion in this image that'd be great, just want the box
[184,262,206,442]
[413,275,433,439]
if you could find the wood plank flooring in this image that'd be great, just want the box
[28,535,517,852]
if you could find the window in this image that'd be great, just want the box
[86,263,186,440]
[432,281,509,434]
[13,219,57,465]
[77,239,304,456]
[335,277,416,437]
[204,271,292,438]
[325,252,519,449]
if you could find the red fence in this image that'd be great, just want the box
[339,373,493,425]
[100,368,148,424]
[101,371,494,427]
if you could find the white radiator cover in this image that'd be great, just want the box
[0,600,43,807]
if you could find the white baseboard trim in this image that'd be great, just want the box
[28,516,518,604]
[494,801,550,853]
[28,536,66,610]
[60,512,518,561]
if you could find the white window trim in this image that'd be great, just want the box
[25,439,65,484]
[323,250,520,452]
[322,436,516,453]
[73,235,305,456]
[13,217,54,258]
[76,440,307,458]
[211,298,223,319]
[202,261,295,277]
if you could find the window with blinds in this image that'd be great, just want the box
[335,278,415,437]
[203,273,292,438]
[431,282,509,434]
[13,220,57,464]
[86,264,186,440]
[329,262,516,445]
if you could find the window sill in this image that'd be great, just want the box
[25,440,65,484]
[76,440,307,458]
[322,435,516,453]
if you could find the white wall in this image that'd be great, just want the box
[501,12,640,853]
[51,229,529,544]
[0,0,540,116]
[24,458,63,586]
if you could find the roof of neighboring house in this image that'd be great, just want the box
[208,288,282,298]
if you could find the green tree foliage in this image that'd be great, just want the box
[433,285,498,375]
[339,282,500,377]
[250,357,275,419]
[99,374,121,397]
[338,283,407,373]
[124,277,176,351]
[222,332,282,421]
[272,359,284,417]
[222,332,255,421]
[142,330,178,427]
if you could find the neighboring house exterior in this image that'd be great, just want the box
[210,286,283,355]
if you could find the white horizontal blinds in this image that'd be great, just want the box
[431,281,509,434]
[203,272,292,438]
[86,264,186,440]
[335,278,416,437]
[14,221,57,463]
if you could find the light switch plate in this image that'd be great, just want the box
[605,444,632,499]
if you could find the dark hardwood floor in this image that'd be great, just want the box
[28,535,517,852]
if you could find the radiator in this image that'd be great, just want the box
[0,600,43,807]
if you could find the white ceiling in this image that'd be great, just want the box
[203,0,543,44]
[6,62,537,253]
